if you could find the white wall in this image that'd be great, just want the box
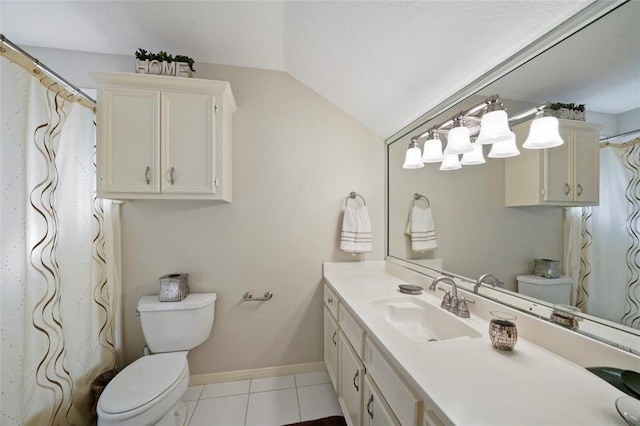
[26,47,384,374]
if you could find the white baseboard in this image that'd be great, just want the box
[189,361,326,386]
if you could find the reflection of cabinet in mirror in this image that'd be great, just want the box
[505,119,603,206]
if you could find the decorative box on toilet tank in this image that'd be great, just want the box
[159,273,190,302]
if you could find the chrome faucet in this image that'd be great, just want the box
[429,275,475,318]
[474,273,504,294]
[428,276,459,314]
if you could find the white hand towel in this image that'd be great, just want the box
[405,205,437,252]
[340,205,372,254]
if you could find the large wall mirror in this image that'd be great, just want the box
[386,1,640,354]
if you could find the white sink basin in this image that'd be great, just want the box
[369,296,481,342]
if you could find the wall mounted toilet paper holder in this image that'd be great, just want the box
[243,291,273,302]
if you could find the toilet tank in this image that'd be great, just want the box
[137,293,217,353]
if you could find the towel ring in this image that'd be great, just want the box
[412,193,430,207]
[345,191,366,207]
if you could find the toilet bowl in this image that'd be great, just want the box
[97,352,189,426]
[97,293,216,426]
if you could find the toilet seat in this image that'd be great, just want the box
[98,352,188,419]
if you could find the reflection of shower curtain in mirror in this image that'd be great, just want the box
[565,138,640,329]
[1,58,122,425]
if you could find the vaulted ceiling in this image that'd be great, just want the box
[1,1,593,138]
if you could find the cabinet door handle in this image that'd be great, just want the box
[145,166,151,185]
[352,370,359,392]
[564,183,571,196]
[367,394,374,419]
[577,183,583,196]
[169,167,175,185]
[332,330,337,346]
[327,297,333,304]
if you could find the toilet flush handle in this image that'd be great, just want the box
[135,309,140,316]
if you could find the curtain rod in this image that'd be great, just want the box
[0,34,96,109]
[600,128,640,145]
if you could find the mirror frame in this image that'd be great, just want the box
[385,0,639,356]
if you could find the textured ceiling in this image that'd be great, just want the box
[1,1,594,138]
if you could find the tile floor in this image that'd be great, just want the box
[183,371,342,426]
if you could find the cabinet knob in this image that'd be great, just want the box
[168,167,175,185]
[577,183,583,197]
[145,166,151,185]
[564,183,571,197]
[367,394,374,419]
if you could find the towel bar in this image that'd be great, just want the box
[344,191,366,207]
[243,291,273,301]
[412,193,430,207]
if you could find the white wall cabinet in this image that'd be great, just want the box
[505,119,602,207]
[91,72,236,201]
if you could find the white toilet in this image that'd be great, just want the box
[97,293,217,426]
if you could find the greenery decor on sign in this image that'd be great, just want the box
[549,102,585,112]
[134,48,195,78]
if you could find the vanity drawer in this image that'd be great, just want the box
[339,305,365,360]
[324,284,339,318]
[366,338,422,426]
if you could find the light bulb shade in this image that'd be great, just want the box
[522,116,564,149]
[460,142,486,165]
[421,137,444,163]
[439,153,461,171]
[488,132,520,158]
[476,110,512,145]
[444,126,473,154]
[402,146,424,169]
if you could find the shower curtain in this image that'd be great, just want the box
[564,138,640,329]
[1,58,122,425]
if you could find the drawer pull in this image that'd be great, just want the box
[144,166,151,184]
[332,330,337,346]
[367,394,374,419]
[564,183,571,196]
[577,183,583,196]
[327,297,333,304]
[169,167,176,185]
[352,370,359,392]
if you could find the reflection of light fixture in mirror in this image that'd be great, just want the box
[421,129,444,163]
[440,153,461,170]
[488,132,520,158]
[522,116,564,149]
[476,99,512,145]
[444,117,473,154]
[460,141,486,165]
[402,139,424,169]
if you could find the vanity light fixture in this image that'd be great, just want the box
[487,131,520,158]
[476,98,513,145]
[402,138,425,169]
[444,116,473,155]
[440,153,462,170]
[522,116,565,149]
[421,129,444,163]
[460,140,486,165]
[403,95,567,170]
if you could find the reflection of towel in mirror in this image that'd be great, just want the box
[405,205,437,252]
[340,205,372,254]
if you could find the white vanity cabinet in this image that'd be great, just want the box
[505,119,602,207]
[338,331,364,426]
[363,375,400,426]
[324,305,339,391]
[91,72,236,201]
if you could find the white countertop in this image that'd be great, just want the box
[323,261,629,425]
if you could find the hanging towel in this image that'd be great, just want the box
[340,205,372,254]
[405,205,438,252]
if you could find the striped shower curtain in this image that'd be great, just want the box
[564,138,640,329]
[1,58,122,425]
